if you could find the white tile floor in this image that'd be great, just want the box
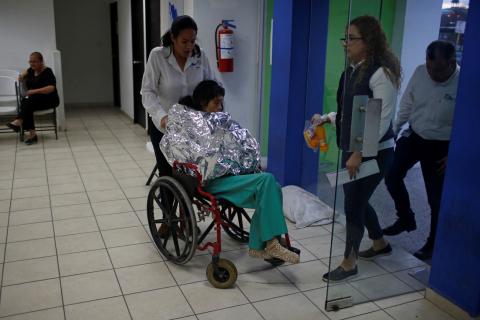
[0,106,460,319]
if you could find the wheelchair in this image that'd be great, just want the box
[146,161,300,288]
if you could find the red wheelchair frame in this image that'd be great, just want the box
[146,161,299,288]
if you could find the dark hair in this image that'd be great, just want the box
[30,52,44,62]
[349,16,401,88]
[161,15,200,57]
[427,40,456,61]
[178,95,198,110]
[179,80,225,111]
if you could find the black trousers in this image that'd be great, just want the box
[342,147,394,258]
[148,116,172,177]
[19,94,59,131]
[385,131,449,248]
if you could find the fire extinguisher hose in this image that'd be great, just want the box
[214,23,222,66]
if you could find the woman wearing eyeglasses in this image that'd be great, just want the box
[313,16,401,282]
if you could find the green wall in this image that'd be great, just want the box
[261,0,274,156]
[261,0,397,164]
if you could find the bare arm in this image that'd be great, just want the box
[26,85,55,96]
[18,69,28,81]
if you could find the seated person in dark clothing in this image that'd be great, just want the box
[7,52,60,145]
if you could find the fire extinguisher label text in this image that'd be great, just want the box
[220,34,234,59]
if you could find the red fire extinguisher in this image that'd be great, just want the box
[215,20,236,72]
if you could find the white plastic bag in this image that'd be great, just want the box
[282,185,333,228]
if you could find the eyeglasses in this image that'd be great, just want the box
[340,37,363,44]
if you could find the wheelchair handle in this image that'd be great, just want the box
[172,161,202,181]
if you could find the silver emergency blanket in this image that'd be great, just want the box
[160,104,260,181]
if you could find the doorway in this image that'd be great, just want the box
[110,2,121,108]
[131,0,146,127]
[131,0,161,128]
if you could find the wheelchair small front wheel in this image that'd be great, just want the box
[206,258,237,289]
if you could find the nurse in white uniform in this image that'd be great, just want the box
[141,15,216,176]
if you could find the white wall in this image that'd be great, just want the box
[161,0,185,35]
[117,0,134,119]
[193,0,264,138]
[163,0,264,138]
[0,0,66,130]
[54,0,114,105]
[399,0,443,96]
[0,0,57,69]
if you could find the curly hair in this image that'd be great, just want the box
[349,15,401,88]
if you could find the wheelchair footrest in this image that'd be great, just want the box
[287,246,301,255]
[264,257,285,267]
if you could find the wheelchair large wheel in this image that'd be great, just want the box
[220,203,250,243]
[147,176,198,264]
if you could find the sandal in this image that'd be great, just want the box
[248,248,273,259]
[265,238,300,264]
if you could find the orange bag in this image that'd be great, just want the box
[304,123,328,152]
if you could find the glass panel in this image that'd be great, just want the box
[439,0,470,64]
[320,0,446,310]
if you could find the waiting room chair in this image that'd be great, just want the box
[0,76,20,136]
[21,107,58,140]
[0,69,20,79]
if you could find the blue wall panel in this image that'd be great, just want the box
[268,0,329,192]
[429,0,480,316]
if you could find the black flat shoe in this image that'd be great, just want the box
[383,219,416,236]
[6,122,20,132]
[322,266,358,282]
[414,243,434,260]
[25,135,38,145]
[359,243,393,260]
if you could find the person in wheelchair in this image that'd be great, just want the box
[175,80,300,264]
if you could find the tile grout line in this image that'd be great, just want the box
[91,110,202,319]
[90,113,220,317]
[0,135,19,308]
[300,290,338,320]
[265,261,330,319]
[0,306,61,319]
[96,109,398,319]
[3,107,433,319]
[41,133,68,320]
[371,289,426,311]
[67,109,150,320]
[97,111,359,319]
[0,242,425,287]
[97,112,153,180]
[61,113,136,320]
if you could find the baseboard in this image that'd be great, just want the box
[65,102,115,108]
[64,103,146,130]
[426,288,479,319]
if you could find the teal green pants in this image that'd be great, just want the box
[204,172,288,250]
